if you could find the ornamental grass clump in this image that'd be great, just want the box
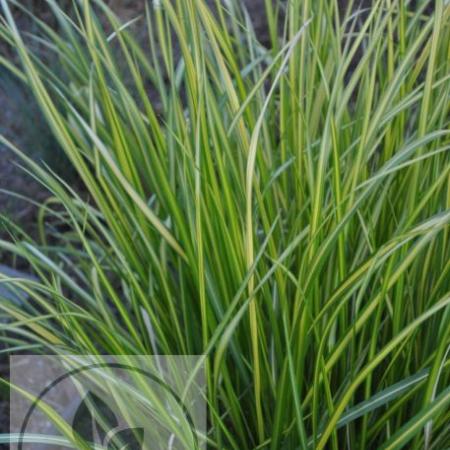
[0,0,449,448]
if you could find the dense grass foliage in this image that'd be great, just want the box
[0,0,449,448]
